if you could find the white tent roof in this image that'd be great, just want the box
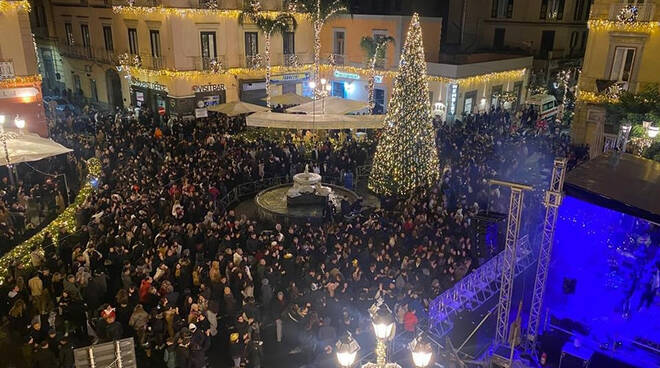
[263,93,312,106]
[207,101,270,116]
[0,132,73,166]
[286,96,370,115]
[246,111,384,130]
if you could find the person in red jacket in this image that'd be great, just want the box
[403,308,418,333]
[139,277,152,304]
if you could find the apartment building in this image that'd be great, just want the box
[572,0,660,157]
[445,0,590,82]
[0,0,47,136]
[32,0,530,118]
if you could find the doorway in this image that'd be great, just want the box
[105,69,123,109]
[540,30,555,58]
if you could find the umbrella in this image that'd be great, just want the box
[264,93,312,106]
[286,96,370,115]
[207,101,270,116]
[0,132,73,166]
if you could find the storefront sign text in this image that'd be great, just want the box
[334,70,360,80]
[193,83,226,93]
[271,73,309,82]
[131,79,168,93]
[448,83,458,116]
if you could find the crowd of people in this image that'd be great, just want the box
[0,102,585,368]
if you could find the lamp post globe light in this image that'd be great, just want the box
[410,334,433,368]
[336,333,360,368]
[14,118,26,130]
[648,126,659,139]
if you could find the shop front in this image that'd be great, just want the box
[130,79,169,114]
[240,72,310,106]
[328,70,386,112]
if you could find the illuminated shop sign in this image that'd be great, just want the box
[193,83,225,93]
[448,83,458,116]
[334,70,360,80]
[131,79,168,92]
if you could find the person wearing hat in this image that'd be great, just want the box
[229,332,243,368]
[189,322,210,368]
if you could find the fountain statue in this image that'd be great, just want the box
[287,164,333,206]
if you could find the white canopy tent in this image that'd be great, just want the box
[264,93,312,106]
[246,111,384,130]
[207,101,270,116]
[0,133,73,166]
[286,96,370,115]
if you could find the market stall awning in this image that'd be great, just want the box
[264,93,312,106]
[286,96,370,115]
[246,111,384,130]
[0,132,73,167]
[207,101,270,116]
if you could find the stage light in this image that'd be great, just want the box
[647,126,659,138]
[335,333,360,367]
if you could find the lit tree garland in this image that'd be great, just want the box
[286,0,347,98]
[368,14,440,197]
[240,0,297,107]
[360,35,394,112]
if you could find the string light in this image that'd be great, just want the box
[588,19,660,33]
[0,0,31,13]
[576,90,619,104]
[111,5,304,19]
[368,13,440,197]
[0,158,101,285]
[0,74,42,88]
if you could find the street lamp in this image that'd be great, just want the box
[371,302,394,367]
[0,115,22,186]
[410,334,433,368]
[336,333,360,368]
[648,126,659,139]
[14,117,26,130]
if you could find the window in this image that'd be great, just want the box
[333,29,345,64]
[494,28,505,49]
[569,31,578,54]
[128,28,138,55]
[65,23,73,46]
[333,30,345,55]
[283,31,295,55]
[73,75,81,94]
[150,30,161,57]
[610,47,636,83]
[540,30,555,57]
[200,31,217,58]
[90,79,98,101]
[244,32,258,57]
[540,0,565,20]
[491,0,513,18]
[573,0,586,20]
[81,24,90,48]
[332,81,345,98]
[103,26,113,51]
[464,91,477,114]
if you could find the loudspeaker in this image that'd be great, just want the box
[563,277,577,294]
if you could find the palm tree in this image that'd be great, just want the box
[360,35,394,112]
[285,0,349,97]
[239,1,297,107]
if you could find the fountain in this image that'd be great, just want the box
[254,165,359,224]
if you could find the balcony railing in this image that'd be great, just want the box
[608,3,656,22]
[189,55,227,71]
[58,42,117,64]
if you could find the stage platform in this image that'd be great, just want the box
[544,195,660,368]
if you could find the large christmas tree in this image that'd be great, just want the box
[368,13,440,196]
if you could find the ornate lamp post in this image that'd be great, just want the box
[410,334,433,368]
[370,302,395,367]
[336,333,360,368]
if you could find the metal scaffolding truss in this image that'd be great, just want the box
[524,158,567,351]
[428,235,535,337]
[491,180,533,345]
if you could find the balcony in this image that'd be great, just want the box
[189,55,227,71]
[113,0,160,5]
[608,3,656,22]
[57,42,117,64]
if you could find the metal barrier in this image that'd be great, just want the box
[428,235,535,337]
